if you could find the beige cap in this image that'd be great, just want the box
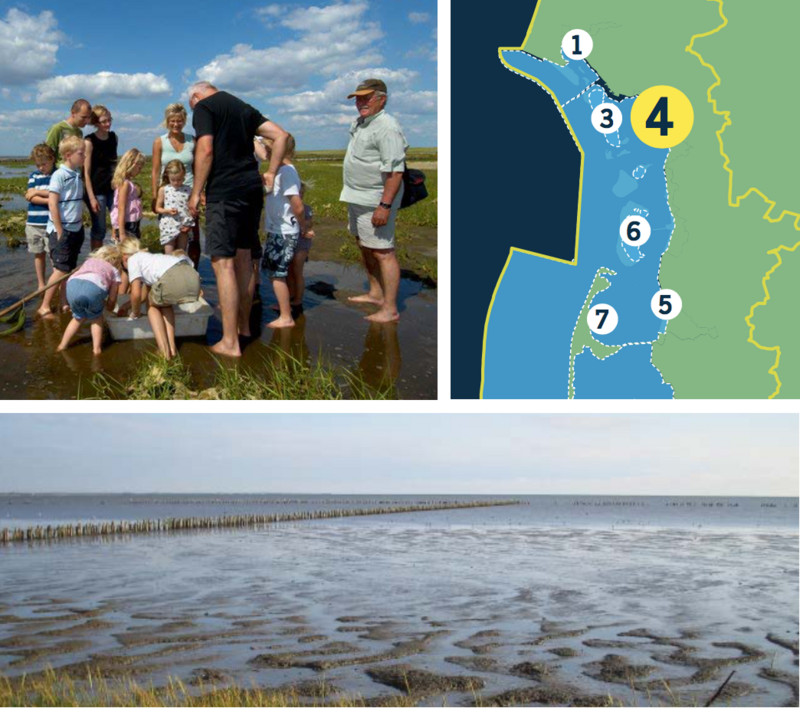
[347,78,388,99]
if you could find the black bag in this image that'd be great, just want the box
[400,168,428,210]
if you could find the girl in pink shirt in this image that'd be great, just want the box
[57,245,122,355]
[111,148,145,242]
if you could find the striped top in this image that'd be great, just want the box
[26,170,53,226]
[46,166,84,233]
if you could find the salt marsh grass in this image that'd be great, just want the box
[85,351,397,400]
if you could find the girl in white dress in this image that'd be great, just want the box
[155,160,195,255]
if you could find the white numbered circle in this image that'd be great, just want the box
[651,289,682,320]
[592,103,623,134]
[620,215,651,247]
[562,29,593,61]
[587,303,618,334]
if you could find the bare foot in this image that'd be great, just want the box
[348,293,383,306]
[56,344,67,352]
[210,341,242,358]
[36,307,52,318]
[92,348,102,356]
[267,317,295,329]
[365,310,400,323]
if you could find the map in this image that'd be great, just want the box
[480,0,800,399]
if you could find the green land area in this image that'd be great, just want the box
[522,0,800,398]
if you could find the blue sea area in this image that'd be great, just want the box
[573,345,673,399]
[484,51,674,398]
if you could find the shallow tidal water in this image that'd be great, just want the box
[0,496,797,706]
[0,231,437,400]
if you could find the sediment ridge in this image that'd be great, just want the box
[0,500,523,544]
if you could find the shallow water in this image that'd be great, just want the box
[0,497,796,706]
[0,235,437,399]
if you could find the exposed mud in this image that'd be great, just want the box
[365,663,485,695]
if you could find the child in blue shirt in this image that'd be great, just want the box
[37,136,87,317]
[24,144,57,291]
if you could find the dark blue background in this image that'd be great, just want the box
[451,0,580,398]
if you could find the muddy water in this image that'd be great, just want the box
[0,505,796,706]
[0,229,436,399]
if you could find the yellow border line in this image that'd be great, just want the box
[744,241,800,399]
[480,4,585,398]
[686,0,800,398]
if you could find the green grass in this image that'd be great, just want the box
[86,350,398,400]
[0,176,28,195]
[0,669,418,707]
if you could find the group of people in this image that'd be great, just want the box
[23,77,409,359]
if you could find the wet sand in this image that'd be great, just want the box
[0,520,796,706]
[0,220,436,399]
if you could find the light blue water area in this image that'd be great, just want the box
[485,51,674,398]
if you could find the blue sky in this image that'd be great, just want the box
[0,0,437,154]
[0,415,796,496]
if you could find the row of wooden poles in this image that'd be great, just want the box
[126,497,463,506]
[0,500,522,544]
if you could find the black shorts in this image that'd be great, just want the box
[48,227,85,273]
[205,188,263,258]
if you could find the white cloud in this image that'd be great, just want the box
[271,67,418,113]
[36,72,172,103]
[113,112,153,125]
[0,109,63,125]
[408,12,430,24]
[0,9,64,86]
[197,1,384,93]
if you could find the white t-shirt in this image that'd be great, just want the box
[265,164,301,235]
[127,252,190,286]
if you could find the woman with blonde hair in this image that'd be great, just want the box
[117,237,200,359]
[57,244,122,355]
[83,104,118,249]
[151,103,200,267]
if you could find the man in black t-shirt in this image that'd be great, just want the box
[188,80,289,358]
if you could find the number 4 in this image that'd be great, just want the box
[646,97,674,136]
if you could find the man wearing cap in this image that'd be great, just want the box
[340,78,408,323]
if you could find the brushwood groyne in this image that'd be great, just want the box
[0,499,524,543]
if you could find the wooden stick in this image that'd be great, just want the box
[704,670,735,707]
[0,270,74,319]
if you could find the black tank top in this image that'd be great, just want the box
[86,132,118,194]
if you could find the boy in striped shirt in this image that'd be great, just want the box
[25,144,57,290]
[37,136,87,317]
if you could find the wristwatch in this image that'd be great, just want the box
[379,201,392,209]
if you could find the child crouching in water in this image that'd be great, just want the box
[57,245,122,355]
[155,160,195,255]
[117,237,200,359]
[259,134,313,328]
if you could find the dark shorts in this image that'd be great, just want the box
[113,221,141,241]
[205,188,263,258]
[261,231,299,279]
[48,228,85,273]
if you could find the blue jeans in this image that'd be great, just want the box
[89,191,114,243]
[66,278,107,320]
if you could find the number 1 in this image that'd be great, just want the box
[572,34,582,55]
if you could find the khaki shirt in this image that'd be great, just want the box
[340,111,408,207]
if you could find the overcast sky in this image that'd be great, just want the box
[0,0,437,153]
[0,414,796,496]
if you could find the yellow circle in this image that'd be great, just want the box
[631,86,693,149]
